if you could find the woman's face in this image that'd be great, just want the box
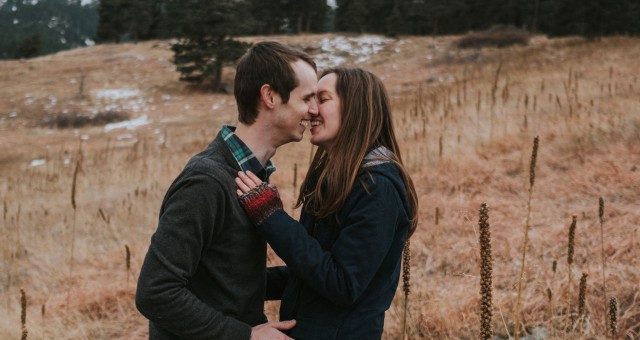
[310,73,341,150]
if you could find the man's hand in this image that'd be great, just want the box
[251,320,296,339]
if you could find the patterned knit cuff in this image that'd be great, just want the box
[238,182,283,226]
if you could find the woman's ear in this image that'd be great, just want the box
[259,84,276,109]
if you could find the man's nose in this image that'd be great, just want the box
[309,97,319,115]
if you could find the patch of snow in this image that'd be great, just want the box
[104,115,150,132]
[313,35,392,71]
[117,134,137,142]
[30,159,46,167]
[95,88,140,101]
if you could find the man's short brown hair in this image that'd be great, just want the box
[234,41,316,124]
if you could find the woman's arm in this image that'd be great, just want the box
[237,170,408,306]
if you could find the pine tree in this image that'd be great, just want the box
[170,0,252,92]
[336,0,369,33]
[15,33,41,59]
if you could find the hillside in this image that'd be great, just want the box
[1,33,639,339]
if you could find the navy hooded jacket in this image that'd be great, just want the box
[257,161,412,340]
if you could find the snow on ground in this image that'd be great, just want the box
[313,35,393,71]
[30,159,46,167]
[104,115,150,132]
[94,88,140,101]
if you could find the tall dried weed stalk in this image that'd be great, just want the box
[401,239,411,340]
[599,197,608,324]
[20,288,28,340]
[68,143,83,308]
[609,297,617,340]
[564,215,577,337]
[479,203,493,340]
[513,135,539,340]
[69,158,81,277]
[577,272,588,332]
[125,244,131,284]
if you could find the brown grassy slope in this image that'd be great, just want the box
[0,34,639,339]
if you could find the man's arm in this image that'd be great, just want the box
[136,173,253,339]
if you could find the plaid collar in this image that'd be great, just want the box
[220,125,276,182]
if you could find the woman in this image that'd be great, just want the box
[236,67,418,339]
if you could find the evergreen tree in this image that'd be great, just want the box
[0,0,97,59]
[170,0,253,92]
[385,4,406,37]
[249,0,287,35]
[336,0,369,33]
[96,0,155,42]
[15,33,42,59]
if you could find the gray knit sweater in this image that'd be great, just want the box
[136,134,267,339]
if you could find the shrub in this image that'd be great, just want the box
[42,111,130,129]
[455,25,530,49]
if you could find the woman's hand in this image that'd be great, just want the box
[235,170,264,197]
[235,171,283,225]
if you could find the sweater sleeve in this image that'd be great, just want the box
[135,172,251,339]
[257,173,407,306]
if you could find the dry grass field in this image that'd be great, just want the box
[1,33,639,339]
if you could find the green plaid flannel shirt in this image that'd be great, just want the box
[220,125,276,182]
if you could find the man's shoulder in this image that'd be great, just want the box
[184,138,238,178]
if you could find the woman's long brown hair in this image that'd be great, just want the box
[296,67,419,236]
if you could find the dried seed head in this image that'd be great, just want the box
[529,136,539,187]
[599,197,605,222]
[125,244,131,271]
[402,240,411,296]
[20,289,27,326]
[20,288,28,340]
[552,260,557,273]
[609,297,618,339]
[578,272,588,317]
[568,216,577,265]
[479,203,493,340]
[547,288,552,302]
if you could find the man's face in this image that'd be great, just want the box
[271,59,318,146]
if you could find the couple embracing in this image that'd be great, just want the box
[135,41,419,340]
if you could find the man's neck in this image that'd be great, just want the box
[234,123,277,167]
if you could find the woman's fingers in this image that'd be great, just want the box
[235,171,264,195]
[235,176,252,194]
[245,170,263,185]
[238,171,262,186]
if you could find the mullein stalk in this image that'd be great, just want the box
[479,203,493,340]
[609,297,617,340]
[599,197,607,326]
[20,288,28,340]
[563,216,577,338]
[514,136,539,339]
[401,239,411,340]
[577,272,588,332]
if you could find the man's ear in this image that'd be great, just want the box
[259,84,276,109]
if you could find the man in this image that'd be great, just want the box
[136,41,318,339]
